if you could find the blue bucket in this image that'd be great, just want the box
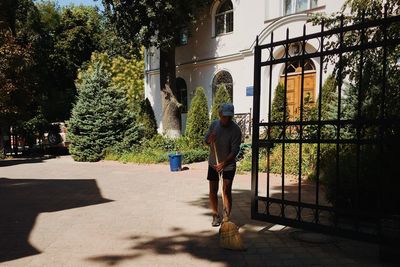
[168,153,182,172]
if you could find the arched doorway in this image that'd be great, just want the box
[279,59,316,119]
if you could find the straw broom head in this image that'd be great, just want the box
[219,221,245,250]
[213,142,245,251]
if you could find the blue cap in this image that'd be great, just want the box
[219,103,234,117]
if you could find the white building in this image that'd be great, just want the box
[144,0,346,134]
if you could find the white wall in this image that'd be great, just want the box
[145,0,346,132]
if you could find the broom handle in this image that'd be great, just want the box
[213,142,227,219]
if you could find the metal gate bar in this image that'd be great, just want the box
[251,6,400,242]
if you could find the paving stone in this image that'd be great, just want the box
[0,157,394,267]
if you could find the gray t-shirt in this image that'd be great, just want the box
[204,120,242,171]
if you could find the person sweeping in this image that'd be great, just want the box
[204,103,244,250]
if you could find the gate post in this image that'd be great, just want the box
[251,37,261,219]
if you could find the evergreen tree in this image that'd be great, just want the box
[117,110,143,151]
[68,63,127,162]
[138,98,158,139]
[302,75,338,139]
[210,84,232,122]
[185,87,209,149]
[317,75,338,139]
[318,75,338,120]
[270,83,289,139]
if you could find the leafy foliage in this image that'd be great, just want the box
[104,134,209,164]
[308,0,400,212]
[103,0,211,49]
[270,83,289,140]
[77,51,145,110]
[1,0,145,156]
[185,87,209,149]
[0,30,36,124]
[210,84,231,122]
[138,98,158,139]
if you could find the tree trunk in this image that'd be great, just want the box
[159,45,182,138]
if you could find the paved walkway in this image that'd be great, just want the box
[0,156,394,267]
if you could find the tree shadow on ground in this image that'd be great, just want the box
[0,178,113,263]
[87,185,390,267]
[0,155,57,167]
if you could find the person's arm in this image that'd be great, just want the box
[215,153,236,172]
[215,128,242,172]
[204,121,216,145]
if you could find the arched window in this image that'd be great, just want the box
[176,77,188,113]
[283,59,316,74]
[212,71,233,101]
[215,0,233,35]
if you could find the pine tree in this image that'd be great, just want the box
[319,75,338,121]
[138,98,158,139]
[210,84,232,122]
[68,63,127,162]
[270,83,289,139]
[185,87,209,149]
[316,75,339,139]
[118,110,143,151]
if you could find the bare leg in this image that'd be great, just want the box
[209,180,219,215]
[222,179,233,218]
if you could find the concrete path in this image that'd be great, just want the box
[0,156,393,267]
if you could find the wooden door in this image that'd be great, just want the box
[280,71,316,120]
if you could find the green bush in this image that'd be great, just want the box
[104,133,209,165]
[181,149,209,164]
[185,87,209,149]
[309,143,399,213]
[142,134,177,151]
[137,98,157,139]
[236,144,316,177]
[116,110,144,151]
[237,149,267,173]
[269,144,316,176]
[210,84,231,122]
[105,148,208,165]
[119,149,168,164]
[270,83,289,140]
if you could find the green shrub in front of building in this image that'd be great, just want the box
[210,84,231,122]
[137,98,158,139]
[104,134,209,164]
[185,87,210,149]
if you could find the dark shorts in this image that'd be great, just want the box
[207,165,236,181]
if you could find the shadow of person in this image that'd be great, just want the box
[0,178,113,262]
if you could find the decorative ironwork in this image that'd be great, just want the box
[251,8,400,242]
[283,59,315,74]
[234,111,252,139]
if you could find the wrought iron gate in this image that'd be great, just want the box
[251,8,400,242]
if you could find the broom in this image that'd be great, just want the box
[213,142,245,251]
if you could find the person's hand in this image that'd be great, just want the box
[214,162,225,173]
[207,131,217,144]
